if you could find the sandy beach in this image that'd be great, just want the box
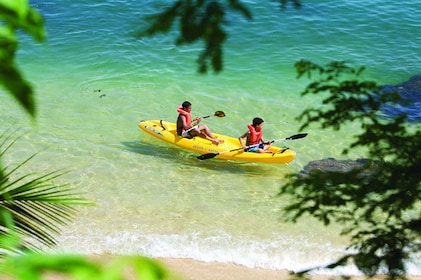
[159,258,293,280]
[86,255,421,280]
[160,258,421,280]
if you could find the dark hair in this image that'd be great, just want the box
[182,101,191,109]
[252,117,264,126]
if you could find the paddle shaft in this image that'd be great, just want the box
[228,133,308,153]
[183,111,225,134]
[200,111,225,119]
[220,138,285,155]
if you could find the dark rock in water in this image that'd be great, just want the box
[379,75,421,122]
[397,75,421,92]
[299,158,379,177]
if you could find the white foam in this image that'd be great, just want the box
[55,229,420,276]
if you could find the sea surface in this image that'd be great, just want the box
[1,0,420,276]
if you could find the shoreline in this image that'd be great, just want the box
[87,255,421,280]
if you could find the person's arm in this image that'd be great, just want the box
[180,115,191,131]
[262,137,272,146]
[183,116,201,132]
[238,131,248,149]
[192,117,202,127]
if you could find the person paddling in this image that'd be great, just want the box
[238,117,273,154]
[176,101,224,145]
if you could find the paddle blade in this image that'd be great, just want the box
[197,153,218,160]
[286,133,308,140]
[214,111,225,117]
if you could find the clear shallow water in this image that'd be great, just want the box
[1,0,420,275]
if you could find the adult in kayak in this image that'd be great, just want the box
[176,101,224,145]
[238,117,273,154]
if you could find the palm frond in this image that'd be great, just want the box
[0,130,93,252]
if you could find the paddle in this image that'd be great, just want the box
[201,111,225,119]
[197,133,308,160]
[182,111,225,135]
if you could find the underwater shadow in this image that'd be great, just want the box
[121,140,295,176]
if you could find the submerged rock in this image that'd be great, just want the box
[379,75,421,122]
[299,158,379,177]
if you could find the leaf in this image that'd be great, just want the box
[0,131,93,251]
[0,65,36,117]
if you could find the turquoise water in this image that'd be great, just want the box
[1,0,420,275]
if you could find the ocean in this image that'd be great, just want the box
[1,0,420,276]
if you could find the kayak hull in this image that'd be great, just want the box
[138,120,296,164]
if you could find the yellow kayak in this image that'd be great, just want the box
[138,120,297,164]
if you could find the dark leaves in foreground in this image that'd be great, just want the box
[138,0,301,73]
[0,2,45,117]
[280,61,421,278]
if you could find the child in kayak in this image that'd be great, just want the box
[239,117,273,154]
[176,101,224,145]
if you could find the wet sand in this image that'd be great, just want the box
[87,255,421,280]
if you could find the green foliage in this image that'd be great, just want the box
[0,210,173,279]
[138,0,301,73]
[0,0,45,117]
[0,254,170,280]
[3,1,418,279]
[280,60,421,278]
[0,130,93,253]
[0,213,171,280]
[0,3,177,280]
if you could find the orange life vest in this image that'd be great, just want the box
[247,124,263,145]
[177,106,192,135]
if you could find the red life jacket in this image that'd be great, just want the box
[247,124,263,145]
[177,106,192,135]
